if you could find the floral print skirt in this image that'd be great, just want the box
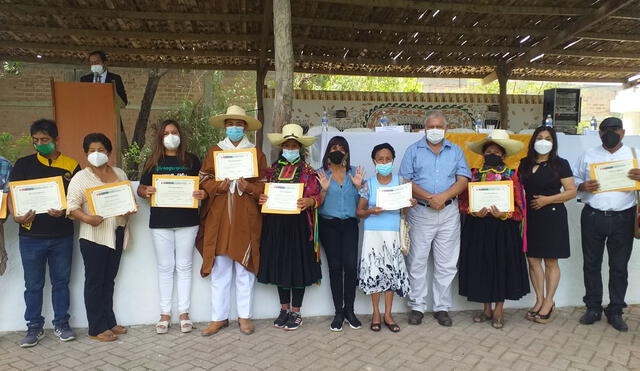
[358,230,410,297]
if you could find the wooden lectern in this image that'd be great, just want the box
[51,79,124,168]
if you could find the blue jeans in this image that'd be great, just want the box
[19,235,73,329]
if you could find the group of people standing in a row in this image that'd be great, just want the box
[1,106,638,348]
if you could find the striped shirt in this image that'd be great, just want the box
[66,166,131,249]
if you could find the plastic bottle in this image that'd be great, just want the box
[474,115,483,132]
[321,111,329,132]
[379,111,388,127]
[545,114,553,127]
[590,116,597,131]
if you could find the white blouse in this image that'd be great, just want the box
[66,166,131,249]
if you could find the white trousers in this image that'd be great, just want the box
[151,226,198,315]
[210,255,256,321]
[406,201,460,312]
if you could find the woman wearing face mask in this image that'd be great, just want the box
[316,136,365,332]
[137,120,205,334]
[458,130,529,329]
[518,126,575,324]
[257,124,322,331]
[357,143,415,333]
[66,133,135,342]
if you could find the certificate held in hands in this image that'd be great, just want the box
[469,181,514,213]
[151,175,199,208]
[87,181,137,218]
[589,159,640,193]
[213,148,259,181]
[10,176,67,217]
[262,183,304,214]
[376,183,412,210]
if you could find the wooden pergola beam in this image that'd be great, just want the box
[521,63,640,74]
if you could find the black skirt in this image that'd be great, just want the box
[526,202,570,259]
[257,213,322,288]
[458,216,530,303]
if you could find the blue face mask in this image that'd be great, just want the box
[376,162,393,176]
[226,126,244,142]
[282,149,300,163]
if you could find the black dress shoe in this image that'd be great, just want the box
[606,314,628,332]
[433,311,452,327]
[408,310,424,325]
[579,309,602,325]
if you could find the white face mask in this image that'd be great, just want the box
[87,151,109,167]
[163,134,181,150]
[534,139,553,155]
[426,128,445,144]
[90,64,104,75]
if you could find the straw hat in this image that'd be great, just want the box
[466,129,524,157]
[208,105,262,131]
[267,124,317,148]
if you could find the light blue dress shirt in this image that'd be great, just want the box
[318,167,360,219]
[399,137,471,195]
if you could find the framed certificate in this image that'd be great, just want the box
[9,176,67,217]
[589,159,640,193]
[213,148,259,181]
[261,183,304,214]
[0,193,7,219]
[468,181,514,213]
[151,175,199,208]
[376,183,412,210]
[86,181,137,218]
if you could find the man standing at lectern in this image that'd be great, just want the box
[80,50,128,106]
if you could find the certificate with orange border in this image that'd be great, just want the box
[151,175,199,208]
[468,181,514,213]
[0,193,7,219]
[86,181,137,218]
[261,183,303,214]
[589,159,640,193]
[9,176,67,216]
[213,148,259,181]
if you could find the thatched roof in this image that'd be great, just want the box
[1,0,639,83]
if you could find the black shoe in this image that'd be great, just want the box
[606,314,628,332]
[273,309,289,329]
[433,311,453,327]
[284,312,303,331]
[344,310,362,329]
[579,309,602,325]
[330,313,344,332]
[408,310,424,325]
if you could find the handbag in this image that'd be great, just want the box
[631,148,640,239]
[400,209,411,255]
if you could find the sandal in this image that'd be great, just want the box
[180,319,194,333]
[156,320,170,334]
[370,322,381,332]
[491,317,504,329]
[384,320,400,333]
[473,312,493,323]
[534,303,555,324]
[111,325,128,335]
[89,329,118,342]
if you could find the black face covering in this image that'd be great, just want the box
[328,151,345,164]
[484,153,503,167]
[601,130,621,149]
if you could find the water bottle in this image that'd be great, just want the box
[474,115,483,132]
[321,111,329,132]
[590,116,597,131]
[379,111,388,127]
[545,114,553,127]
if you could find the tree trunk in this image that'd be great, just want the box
[256,68,267,150]
[496,65,511,130]
[132,68,168,147]
[272,0,294,133]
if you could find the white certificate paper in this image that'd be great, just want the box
[469,181,514,213]
[590,159,639,193]
[152,175,198,208]
[376,183,412,210]
[87,182,137,218]
[262,183,303,214]
[214,149,258,181]
[11,177,65,216]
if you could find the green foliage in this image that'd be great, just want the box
[122,141,152,181]
[293,73,422,92]
[0,132,31,163]
[1,61,23,77]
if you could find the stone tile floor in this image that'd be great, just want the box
[1,305,639,370]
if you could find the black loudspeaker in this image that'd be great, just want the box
[543,88,581,134]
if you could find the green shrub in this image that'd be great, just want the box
[0,132,31,163]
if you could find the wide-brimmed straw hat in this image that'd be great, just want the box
[267,124,317,147]
[208,105,262,131]
[466,129,524,157]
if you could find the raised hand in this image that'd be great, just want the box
[349,166,365,189]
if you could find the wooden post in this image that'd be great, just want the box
[256,0,272,150]
[496,65,511,129]
[272,0,294,133]
[256,69,267,149]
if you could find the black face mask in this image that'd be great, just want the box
[601,130,621,149]
[328,151,345,165]
[484,153,503,167]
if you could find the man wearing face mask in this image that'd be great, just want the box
[80,51,128,106]
[399,111,471,327]
[197,105,267,336]
[8,119,81,347]
[572,117,640,332]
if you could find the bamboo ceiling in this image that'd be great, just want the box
[1,0,639,83]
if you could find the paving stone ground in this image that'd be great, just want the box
[1,305,639,371]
